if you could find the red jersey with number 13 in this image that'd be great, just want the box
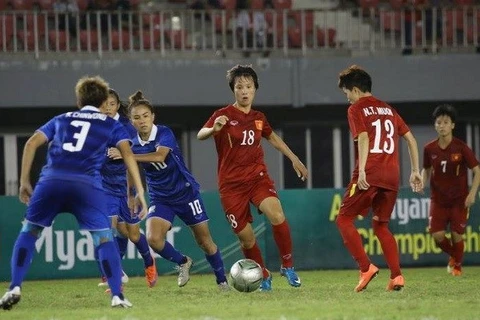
[203,105,273,190]
[348,96,410,191]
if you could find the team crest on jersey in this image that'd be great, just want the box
[255,120,263,130]
[229,120,239,126]
[451,153,462,162]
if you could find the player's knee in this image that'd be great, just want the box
[91,229,114,247]
[21,222,44,237]
[196,236,216,254]
[335,214,353,229]
[147,233,165,249]
[372,220,389,235]
[128,231,141,243]
[239,238,256,250]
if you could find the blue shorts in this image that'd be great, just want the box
[147,191,209,226]
[25,179,110,231]
[104,193,141,225]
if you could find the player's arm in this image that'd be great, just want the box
[356,131,370,190]
[132,146,170,163]
[19,131,48,204]
[402,131,423,193]
[117,140,148,219]
[197,115,229,140]
[465,165,480,207]
[265,131,308,181]
[421,167,432,188]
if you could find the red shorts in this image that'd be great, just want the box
[220,175,278,234]
[339,181,398,222]
[428,201,469,234]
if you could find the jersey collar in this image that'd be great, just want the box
[80,105,100,112]
[138,125,158,146]
[113,113,120,120]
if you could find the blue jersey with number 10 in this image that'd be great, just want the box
[37,106,130,190]
[131,125,200,204]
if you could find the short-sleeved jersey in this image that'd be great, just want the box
[101,114,136,197]
[131,125,200,204]
[348,96,410,191]
[203,105,273,190]
[423,137,479,206]
[38,106,130,190]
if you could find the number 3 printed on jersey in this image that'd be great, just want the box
[370,119,395,154]
[62,120,91,152]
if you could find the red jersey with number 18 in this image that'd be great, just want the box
[203,105,273,191]
[348,96,410,191]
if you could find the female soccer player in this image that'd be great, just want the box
[109,91,228,289]
[98,89,157,289]
[422,104,480,276]
[0,76,147,309]
[197,64,308,291]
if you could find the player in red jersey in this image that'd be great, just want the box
[336,65,423,292]
[197,64,308,291]
[422,104,480,276]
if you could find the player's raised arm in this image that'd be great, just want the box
[402,131,423,193]
[197,115,229,140]
[19,131,48,204]
[265,131,308,181]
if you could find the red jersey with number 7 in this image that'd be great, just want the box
[203,105,273,191]
[348,96,410,191]
[423,137,479,206]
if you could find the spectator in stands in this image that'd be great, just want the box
[53,0,79,36]
[236,0,272,57]
[188,0,224,21]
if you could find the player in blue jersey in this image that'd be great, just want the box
[97,89,157,289]
[0,76,148,310]
[108,91,228,290]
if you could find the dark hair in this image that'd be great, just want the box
[108,88,129,116]
[227,64,259,92]
[128,90,154,114]
[75,75,109,108]
[433,104,457,123]
[338,65,372,93]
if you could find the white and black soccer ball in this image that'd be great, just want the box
[229,259,263,293]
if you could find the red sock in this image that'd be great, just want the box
[336,215,370,272]
[436,237,454,256]
[452,240,464,268]
[373,220,401,278]
[242,242,269,278]
[272,220,293,268]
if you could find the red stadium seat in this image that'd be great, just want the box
[37,0,54,10]
[129,0,141,9]
[380,10,401,32]
[273,0,292,10]
[287,25,302,48]
[221,0,236,10]
[445,9,466,31]
[140,29,161,50]
[213,11,233,33]
[164,29,187,49]
[388,0,403,10]
[10,0,34,9]
[251,0,264,9]
[110,30,131,50]
[316,27,336,47]
[141,13,164,30]
[24,14,47,36]
[454,0,473,5]
[79,29,99,50]
[76,0,89,12]
[48,30,68,51]
[0,14,14,51]
[290,10,314,33]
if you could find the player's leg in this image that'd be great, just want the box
[72,185,131,308]
[336,182,378,292]
[145,203,191,287]
[372,189,403,291]
[428,202,454,272]
[449,206,469,276]
[1,180,60,310]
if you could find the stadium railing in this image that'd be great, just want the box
[0,6,479,58]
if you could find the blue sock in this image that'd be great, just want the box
[133,233,154,268]
[115,235,128,259]
[154,241,185,265]
[206,249,227,284]
[94,246,106,278]
[10,232,37,289]
[97,241,123,297]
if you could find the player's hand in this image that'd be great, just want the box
[135,193,148,220]
[292,159,308,181]
[465,192,476,208]
[19,183,33,205]
[127,194,135,214]
[107,147,122,160]
[409,171,423,193]
[213,115,229,132]
[357,170,370,190]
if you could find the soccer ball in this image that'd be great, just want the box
[229,259,263,293]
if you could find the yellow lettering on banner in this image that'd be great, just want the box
[329,193,342,221]
[359,226,480,260]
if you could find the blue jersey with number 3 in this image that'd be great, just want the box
[37,106,130,190]
[131,125,200,204]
